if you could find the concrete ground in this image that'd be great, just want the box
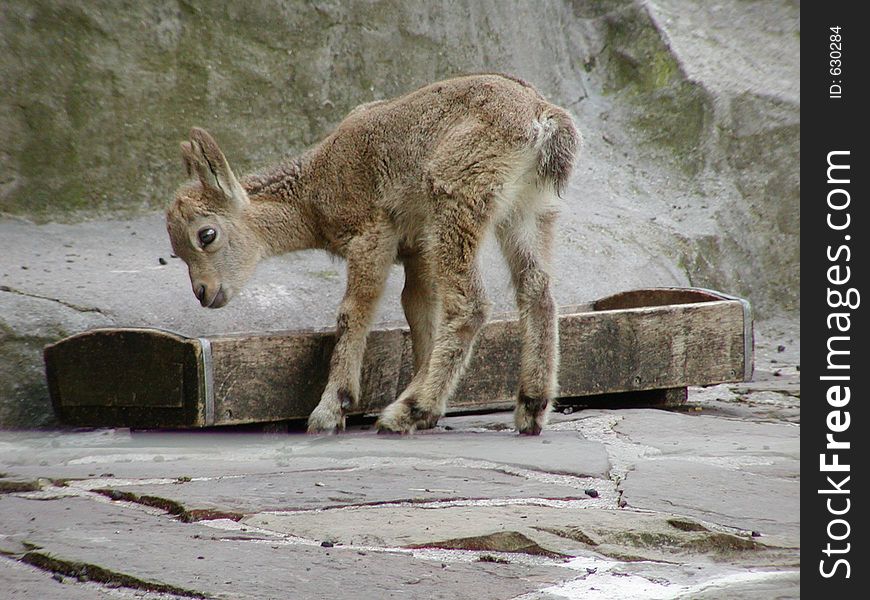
[0,329,799,599]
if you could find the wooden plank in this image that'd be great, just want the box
[207,327,406,426]
[45,288,753,428]
[558,300,747,396]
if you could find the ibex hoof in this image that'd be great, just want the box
[307,405,346,435]
[376,396,440,434]
[515,394,551,436]
[374,411,415,435]
[374,425,407,436]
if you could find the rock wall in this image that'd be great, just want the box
[1,0,591,215]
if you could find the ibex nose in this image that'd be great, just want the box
[195,284,207,306]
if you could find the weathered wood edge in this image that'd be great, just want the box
[198,289,741,343]
[691,287,754,382]
[589,286,753,382]
[44,328,205,428]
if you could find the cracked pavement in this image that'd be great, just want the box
[1,334,799,599]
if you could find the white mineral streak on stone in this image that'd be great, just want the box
[550,415,660,481]
[514,556,798,600]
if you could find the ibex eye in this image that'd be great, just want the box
[198,227,217,247]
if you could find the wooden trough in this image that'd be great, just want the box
[45,287,753,429]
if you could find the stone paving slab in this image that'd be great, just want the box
[676,571,801,600]
[535,409,800,547]
[612,409,799,478]
[96,463,596,513]
[0,394,800,599]
[518,563,801,600]
[618,459,800,545]
[0,429,323,481]
[296,430,612,478]
[244,502,797,567]
[0,495,568,600]
[687,384,801,425]
[534,404,801,549]
[0,428,610,483]
[0,557,178,600]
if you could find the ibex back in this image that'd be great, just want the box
[166,73,580,435]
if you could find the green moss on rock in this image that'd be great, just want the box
[600,4,712,175]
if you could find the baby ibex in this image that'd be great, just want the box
[166,74,579,435]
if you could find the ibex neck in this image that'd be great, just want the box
[242,153,323,256]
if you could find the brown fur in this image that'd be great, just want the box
[166,74,580,434]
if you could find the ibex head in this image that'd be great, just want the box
[166,128,261,309]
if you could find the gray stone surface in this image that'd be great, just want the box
[613,409,799,478]
[0,330,800,600]
[102,463,593,513]
[1,495,566,600]
[1,352,800,599]
[619,459,800,543]
[244,501,796,566]
[0,427,608,482]
[522,565,800,600]
[1,0,594,217]
[0,557,171,600]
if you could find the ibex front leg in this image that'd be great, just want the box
[307,226,396,433]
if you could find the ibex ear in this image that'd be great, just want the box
[181,127,249,211]
[180,141,197,178]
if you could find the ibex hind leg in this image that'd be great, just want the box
[376,252,439,434]
[497,201,559,436]
[401,251,438,375]
[377,211,491,433]
[377,119,513,433]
